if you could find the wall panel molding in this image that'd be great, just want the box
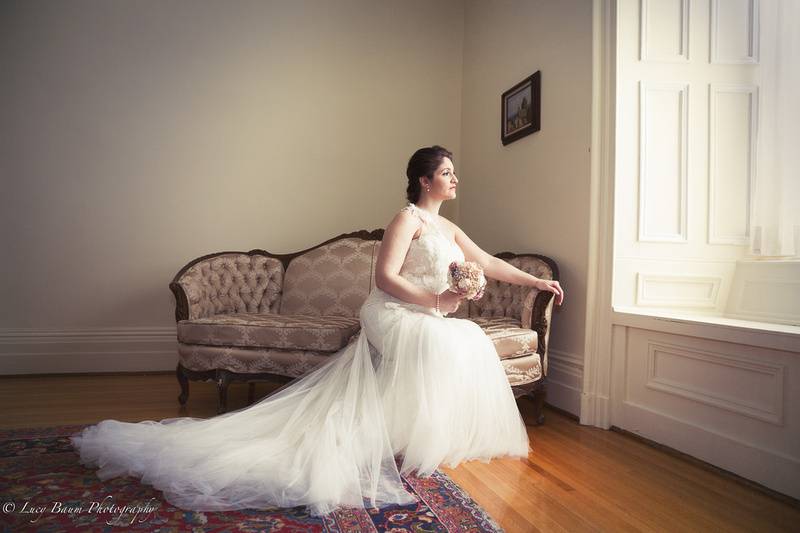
[638,81,689,243]
[640,0,690,62]
[636,273,721,308]
[710,0,759,64]
[708,84,757,245]
[645,340,785,425]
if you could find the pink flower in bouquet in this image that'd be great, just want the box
[447,261,487,300]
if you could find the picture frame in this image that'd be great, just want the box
[501,70,541,146]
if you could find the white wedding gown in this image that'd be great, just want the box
[70,202,531,517]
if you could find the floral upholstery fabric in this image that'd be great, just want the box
[471,314,543,385]
[501,353,543,386]
[176,254,284,320]
[178,313,361,352]
[280,238,376,318]
[471,316,538,360]
[470,256,553,323]
[178,343,331,377]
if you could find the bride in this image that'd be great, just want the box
[70,145,565,517]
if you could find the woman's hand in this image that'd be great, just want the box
[535,279,565,306]
[438,289,466,314]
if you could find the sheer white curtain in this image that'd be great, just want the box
[749,0,800,257]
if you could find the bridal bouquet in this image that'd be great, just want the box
[447,261,487,300]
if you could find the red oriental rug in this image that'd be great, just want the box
[0,424,504,532]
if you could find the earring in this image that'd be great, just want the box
[426,186,431,192]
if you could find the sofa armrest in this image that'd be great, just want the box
[522,288,555,376]
[472,252,559,376]
[170,252,285,321]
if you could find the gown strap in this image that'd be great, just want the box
[401,202,445,238]
[400,202,428,222]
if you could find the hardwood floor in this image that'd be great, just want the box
[1,372,797,532]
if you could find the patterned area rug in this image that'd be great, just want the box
[0,424,504,532]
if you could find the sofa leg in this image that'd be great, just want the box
[176,363,189,405]
[530,387,546,426]
[216,370,230,414]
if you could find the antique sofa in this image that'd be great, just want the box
[169,229,559,424]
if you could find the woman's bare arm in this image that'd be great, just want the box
[444,218,565,305]
[374,211,440,308]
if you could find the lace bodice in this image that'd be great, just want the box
[397,202,465,294]
[363,203,465,317]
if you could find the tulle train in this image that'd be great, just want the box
[70,330,417,517]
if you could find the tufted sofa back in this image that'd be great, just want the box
[178,254,284,320]
[469,255,554,321]
[280,237,379,317]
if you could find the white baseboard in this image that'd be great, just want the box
[0,327,178,374]
[623,400,800,500]
[546,348,584,417]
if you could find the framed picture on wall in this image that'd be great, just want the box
[501,70,541,145]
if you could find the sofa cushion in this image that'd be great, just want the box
[178,343,333,377]
[178,313,361,352]
[501,353,543,386]
[470,316,538,359]
[280,238,377,317]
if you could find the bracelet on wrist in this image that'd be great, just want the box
[435,292,440,313]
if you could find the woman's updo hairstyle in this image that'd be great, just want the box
[405,145,454,204]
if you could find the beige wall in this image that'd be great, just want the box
[459,0,593,380]
[0,0,464,330]
[0,0,593,398]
